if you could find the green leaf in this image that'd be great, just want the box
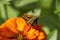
[6,5,19,18]
[56,0,60,10]
[39,8,60,30]
[0,0,12,4]
[34,9,41,16]
[14,0,38,7]
[48,29,58,40]
[27,9,41,16]
[39,0,53,8]
[55,0,60,20]
[0,4,6,19]
[42,26,50,35]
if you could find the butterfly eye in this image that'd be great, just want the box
[22,16,30,21]
[27,16,32,19]
[22,14,33,21]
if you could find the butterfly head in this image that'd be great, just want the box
[22,14,39,25]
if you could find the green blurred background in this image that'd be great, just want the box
[0,0,60,40]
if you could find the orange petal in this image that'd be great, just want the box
[38,32,45,40]
[16,17,26,32]
[0,18,18,37]
[23,24,31,36]
[34,30,40,36]
[26,28,36,39]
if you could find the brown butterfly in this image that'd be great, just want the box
[21,14,39,26]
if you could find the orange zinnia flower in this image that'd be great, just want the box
[0,17,46,40]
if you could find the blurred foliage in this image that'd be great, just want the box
[0,0,60,40]
[48,29,58,40]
